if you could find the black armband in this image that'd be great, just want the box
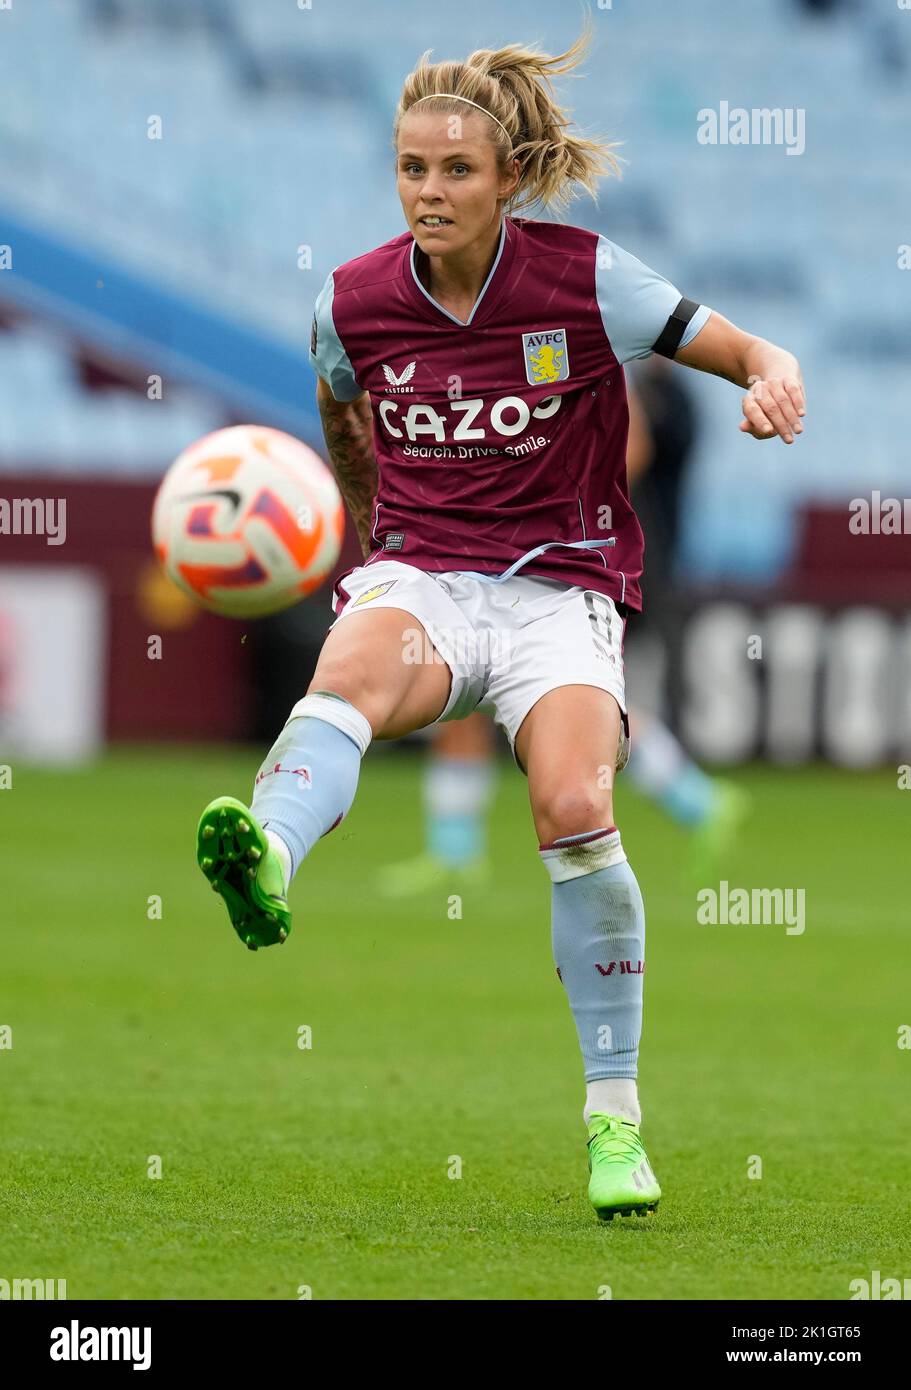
[651,296,701,359]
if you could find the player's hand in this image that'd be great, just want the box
[740,375,805,444]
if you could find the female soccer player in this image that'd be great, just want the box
[196,32,805,1222]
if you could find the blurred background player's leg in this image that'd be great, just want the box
[625,709,751,882]
[375,712,495,895]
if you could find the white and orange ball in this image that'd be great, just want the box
[152,425,344,618]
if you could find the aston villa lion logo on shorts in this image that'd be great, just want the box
[522,329,570,385]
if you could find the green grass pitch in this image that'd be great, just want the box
[1,747,907,1300]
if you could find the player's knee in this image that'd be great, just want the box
[536,785,613,845]
[307,659,363,703]
[305,663,388,731]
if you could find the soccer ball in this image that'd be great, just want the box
[152,425,344,618]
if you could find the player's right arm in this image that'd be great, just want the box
[316,377,377,558]
[310,271,377,558]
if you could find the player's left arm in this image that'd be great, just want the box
[673,310,805,445]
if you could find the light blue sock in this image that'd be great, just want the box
[540,827,645,1081]
[250,692,372,879]
[425,756,494,866]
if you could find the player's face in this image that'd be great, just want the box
[396,111,518,255]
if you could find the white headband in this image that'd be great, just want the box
[410,93,512,143]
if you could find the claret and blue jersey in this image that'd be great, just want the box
[309,215,710,613]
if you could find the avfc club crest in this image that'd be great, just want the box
[522,329,570,386]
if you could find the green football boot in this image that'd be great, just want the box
[587,1113,661,1221]
[196,796,291,951]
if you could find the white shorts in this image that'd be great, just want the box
[330,560,629,773]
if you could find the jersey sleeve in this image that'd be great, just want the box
[309,271,362,401]
[594,235,711,365]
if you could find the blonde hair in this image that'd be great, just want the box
[394,26,622,216]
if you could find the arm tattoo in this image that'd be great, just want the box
[317,392,378,558]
